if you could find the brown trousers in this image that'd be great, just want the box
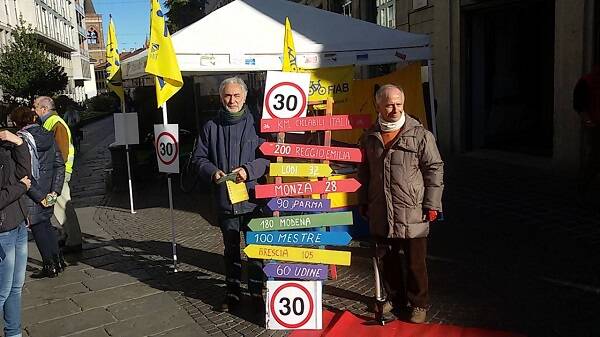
[376,237,428,309]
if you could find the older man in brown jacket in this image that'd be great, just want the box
[358,84,443,323]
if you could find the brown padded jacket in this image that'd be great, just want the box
[358,115,444,239]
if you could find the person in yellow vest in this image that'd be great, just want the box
[32,96,82,253]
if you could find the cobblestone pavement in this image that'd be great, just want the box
[13,116,600,337]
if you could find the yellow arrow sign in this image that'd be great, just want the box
[269,163,333,178]
[244,244,351,266]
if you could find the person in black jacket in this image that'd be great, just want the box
[11,107,66,278]
[0,128,31,337]
[193,76,270,313]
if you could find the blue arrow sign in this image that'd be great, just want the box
[263,263,328,280]
[267,198,331,213]
[246,231,352,246]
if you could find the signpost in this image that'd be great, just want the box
[262,71,310,120]
[246,231,352,246]
[244,245,351,265]
[267,198,331,212]
[255,179,361,198]
[154,124,179,174]
[260,114,371,133]
[266,281,322,330]
[264,263,328,280]
[269,163,332,178]
[259,142,362,163]
[248,212,353,231]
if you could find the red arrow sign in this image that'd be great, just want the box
[255,179,361,198]
[259,142,362,163]
[261,114,372,133]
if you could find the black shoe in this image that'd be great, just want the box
[61,244,82,254]
[31,262,58,279]
[53,253,67,273]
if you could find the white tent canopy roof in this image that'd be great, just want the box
[122,0,431,79]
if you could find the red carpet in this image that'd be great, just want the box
[289,310,527,337]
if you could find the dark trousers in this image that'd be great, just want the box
[30,220,60,262]
[376,237,428,309]
[219,214,264,301]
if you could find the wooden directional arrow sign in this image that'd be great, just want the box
[269,163,332,178]
[248,212,353,232]
[244,245,351,266]
[246,231,352,246]
[255,179,361,198]
[260,142,362,163]
[260,114,372,133]
[263,263,328,280]
[267,198,331,212]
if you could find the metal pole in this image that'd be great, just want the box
[122,100,136,214]
[162,102,178,272]
[427,60,438,138]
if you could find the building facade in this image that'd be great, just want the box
[0,0,95,102]
[293,0,599,171]
[83,0,103,64]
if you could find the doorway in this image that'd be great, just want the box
[464,0,555,156]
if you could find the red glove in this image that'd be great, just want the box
[424,209,438,222]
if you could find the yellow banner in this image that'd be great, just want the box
[305,66,354,104]
[332,63,427,145]
[105,16,124,102]
[244,244,351,266]
[270,163,332,178]
[282,17,299,72]
[145,0,183,107]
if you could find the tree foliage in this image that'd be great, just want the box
[164,0,206,33]
[0,19,68,103]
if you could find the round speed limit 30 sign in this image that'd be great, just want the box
[266,280,322,330]
[262,71,310,120]
[153,124,179,174]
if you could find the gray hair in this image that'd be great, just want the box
[36,96,55,110]
[375,84,404,105]
[219,76,248,97]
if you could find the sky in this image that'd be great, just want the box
[93,0,152,51]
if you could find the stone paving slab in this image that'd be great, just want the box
[82,271,151,291]
[150,324,206,336]
[26,308,117,337]
[71,283,163,310]
[22,282,90,309]
[67,327,112,337]
[107,292,182,321]
[104,307,197,337]
[22,299,82,326]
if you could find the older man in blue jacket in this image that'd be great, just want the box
[193,76,269,312]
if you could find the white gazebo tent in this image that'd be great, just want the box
[123,0,431,72]
[122,0,435,130]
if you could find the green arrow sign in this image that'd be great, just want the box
[248,212,354,232]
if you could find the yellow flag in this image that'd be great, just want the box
[105,16,124,102]
[282,17,299,72]
[145,0,183,108]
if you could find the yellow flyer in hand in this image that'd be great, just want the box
[226,181,249,204]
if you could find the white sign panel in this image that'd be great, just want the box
[113,113,139,145]
[153,124,179,174]
[262,71,310,120]
[266,280,322,330]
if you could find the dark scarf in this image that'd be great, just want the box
[219,105,247,125]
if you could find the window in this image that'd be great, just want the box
[376,0,395,28]
[342,0,351,17]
